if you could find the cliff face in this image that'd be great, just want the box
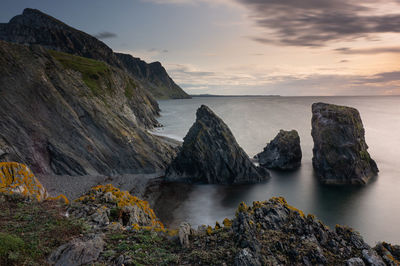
[0,40,176,175]
[116,53,190,99]
[0,8,189,99]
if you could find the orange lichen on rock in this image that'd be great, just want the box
[75,184,164,229]
[270,197,305,218]
[0,162,48,201]
[48,194,70,204]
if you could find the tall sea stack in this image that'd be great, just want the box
[165,105,270,184]
[311,102,378,184]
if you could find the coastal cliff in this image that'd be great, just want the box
[0,40,176,175]
[0,8,189,99]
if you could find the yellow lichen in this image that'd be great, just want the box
[270,197,305,218]
[223,218,232,228]
[48,194,70,205]
[0,162,48,201]
[76,184,164,230]
[206,226,213,235]
[215,221,221,230]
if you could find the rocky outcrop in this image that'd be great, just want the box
[311,102,378,184]
[255,129,302,170]
[115,53,190,99]
[0,8,189,99]
[230,197,397,265]
[0,41,176,175]
[48,234,105,266]
[69,184,164,230]
[0,162,48,201]
[165,105,270,184]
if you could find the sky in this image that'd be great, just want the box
[2,0,400,96]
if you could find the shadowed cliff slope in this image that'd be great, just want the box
[0,40,176,175]
[0,8,189,99]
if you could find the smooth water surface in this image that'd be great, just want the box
[153,96,400,245]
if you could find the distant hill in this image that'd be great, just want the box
[0,8,190,99]
[190,94,280,97]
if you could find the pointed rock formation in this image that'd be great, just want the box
[255,130,302,170]
[311,102,378,184]
[165,105,270,184]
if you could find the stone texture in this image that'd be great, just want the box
[0,40,176,175]
[165,105,270,184]
[48,234,105,266]
[255,129,302,170]
[311,102,378,184]
[0,8,189,100]
[178,222,193,248]
[68,184,164,230]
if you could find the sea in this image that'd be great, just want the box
[152,96,400,245]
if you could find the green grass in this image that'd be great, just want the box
[124,79,136,100]
[104,230,179,265]
[0,194,85,265]
[49,50,114,96]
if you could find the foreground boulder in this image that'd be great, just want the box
[0,162,48,201]
[311,102,378,184]
[165,105,269,184]
[255,130,302,170]
[69,184,164,230]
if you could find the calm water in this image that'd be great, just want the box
[153,96,400,245]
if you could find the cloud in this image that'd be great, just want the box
[165,63,400,96]
[335,46,400,54]
[238,0,400,47]
[94,31,117,39]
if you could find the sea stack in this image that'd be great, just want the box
[165,105,270,184]
[311,102,378,184]
[255,130,302,170]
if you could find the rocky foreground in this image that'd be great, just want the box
[1,162,399,266]
[312,103,378,184]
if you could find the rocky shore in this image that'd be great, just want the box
[0,166,398,265]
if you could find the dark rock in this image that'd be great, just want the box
[362,249,386,266]
[48,234,105,266]
[165,105,270,184]
[0,41,176,175]
[374,242,400,265]
[234,248,261,266]
[346,257,366,266]
[311,102,378,184]
[116,53,190,99]
[255,129,302,170]
[0,8,189,99]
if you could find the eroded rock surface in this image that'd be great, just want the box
[165,105,270,184]
[311,102,378,184]
[0,41,176,175]
[255,129,302,170]
[68,184,164,230]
